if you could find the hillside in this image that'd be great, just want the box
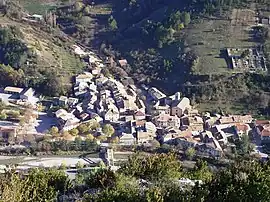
[51,0,270,116]
[0,2,84,96]
[12,0,270,116]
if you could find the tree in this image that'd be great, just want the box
[0,169,69,202]
[43,72,68,97]
[0,64,24,86]
[73,136,82,151]
[90,121,100,131]
[20,107,35,125]
[86,133,95,141]
[76,161,84,169]
[241,49,250,58]
[236,134,252,155]
[85,138,98,151]
[185,147,196,160]
[69,128,79,136]
[98,160,106,169]
[59,162,67,170]
[145,186,164,202]
[0,112,7,120]
[74,1,83,12]
[0,27,28,69]
[189,160,213,182]
[119,153,182,181]
[253,26,269,42]
[102,124,115,137]
[108,15,118,30]
[110,136,119,144]
[176,23,185,31]
[150,139,160,150]
[201,160,270,201]
[84,173,140,202]
[40,141,52,153]
[49,126,59,136]
[84,6,91,15]
[85,169,116,189]
[78,123,89,134]
[182,12,191,26]
[7,110,20,119]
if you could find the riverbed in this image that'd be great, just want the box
[0,154,101,172]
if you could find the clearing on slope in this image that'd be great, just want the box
[185,8,257,75]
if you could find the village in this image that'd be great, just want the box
[0,43,269,168]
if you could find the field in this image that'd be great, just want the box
[230,9,256,26]
[185,8,257,75]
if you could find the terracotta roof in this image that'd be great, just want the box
[235,123,250,132]
[0,127,16,132]
[262,126,270,137]
[135,120,146,127]
[179,131,193,138]
[155,114,178,122]
[218,117,234,124]
[255,120,270,126]
[135,111,145,116]
[118,59,128,67]
[232,115,252,123]
[137,131,152,139]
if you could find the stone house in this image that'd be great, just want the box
[119,133,136,145]
[75,72,93,84]
[171,97,191,117]
[136,131,155,144]
[134,111,146,121]
[153,113,180,129]
[104,109,119,123]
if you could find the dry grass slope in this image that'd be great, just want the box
[185,8,257,75]
[0,16,84,80]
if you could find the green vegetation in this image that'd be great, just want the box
[77,153,270,201]
[119,153,182,181]
[1,153,270,201]
[184,73,270,115]
[0,19,84,96]
[0,168,69,202]
[18,0,59,14]
[53,0,270,116]
[0,26,28,69]
[185,147,196,160]
[102,124,115,137]
[185,19,254,74]
[108,15,118,31]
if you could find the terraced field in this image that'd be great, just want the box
[185,8,257,75]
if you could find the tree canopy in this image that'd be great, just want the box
[1,153,270,201]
